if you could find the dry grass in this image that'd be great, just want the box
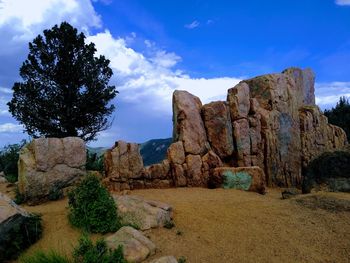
[1,182,349,263]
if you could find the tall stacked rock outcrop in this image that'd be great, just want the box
[104,141,172,191]
[18,137,86,205]
[103,67,347,190]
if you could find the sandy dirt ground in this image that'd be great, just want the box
[1,183,349,263]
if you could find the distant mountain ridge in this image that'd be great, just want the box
[88,138,172,166]
[140,138,172,166]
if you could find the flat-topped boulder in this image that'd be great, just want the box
[18,137,86,205]
[212,167,266,194]
[105,226,156,263]
[113,195,173,230]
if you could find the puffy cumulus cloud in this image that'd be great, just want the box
[335,0,350,6]
[315,82,350,109]
[0,0,101,42]
[0,123,23,133]
[87,31,241,116]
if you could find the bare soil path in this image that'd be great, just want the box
[1,183,349,263]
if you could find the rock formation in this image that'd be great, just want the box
[18,137,86,204]
[106,226,156,263]
[0,193,41,261]
[104,67,347,191]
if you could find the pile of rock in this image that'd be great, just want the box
[103,67,347,192]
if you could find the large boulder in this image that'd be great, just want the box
[0,172,7,183]
[202,101,234,159]
[105,226,156,263]
[172,90,208,155]
[212,167,266,194]
[0,193,42,261]
[104,140,144,179]
[18,137,86,205]
[113,195,173,230]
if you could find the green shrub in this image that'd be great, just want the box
[15,185,26,204]
[68,174,120,233]
[303,150,350,193]
[178,256,187,263]
[86,150,104,172]
[0,140,26,182]
[0,213,42,262]
[163,220,175,229]
[19,235,127,263]
[73,234,127,263]
[19,250,70,263]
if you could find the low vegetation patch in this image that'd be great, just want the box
[19,235,127,263]
[303,150,350,193]
[68,174,120,233]
[0,140,26,183]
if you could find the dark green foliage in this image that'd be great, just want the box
[48,185,64,201]
[324,96,350,140]
[68,174,120,233]
[0,214,42,262]
[73,234,127,263]
[19,250,70,263]
[15,186,26,204]
[0,140,26,182]
[178,256,187,263]
[140,138,172,166]
[302,150,350,193]
[163,220,175,229]
[86,149,104,172]
[7,22,117,142]
[19,235,127,263]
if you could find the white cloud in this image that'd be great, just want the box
[315,82,350,109]
[0,0,101,55]
[0,87,12,94]
[0,123,23,133]
[185,20,200,29]
[335,0,350,6]
[87,31,241,115]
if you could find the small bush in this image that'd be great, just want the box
[68,174,120,233]
[19,235,127,263]
[178,256,187,263]
[86,150,104,172]
[15,185,26,204]
[19,250,70,263]
[0,140,26,182]
[163,220,175,229]
[48,185,64,201]
[303,150,350,193]
[73,234,127,263]
[0,213,42,262]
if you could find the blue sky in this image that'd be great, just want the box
[0,0,350,147]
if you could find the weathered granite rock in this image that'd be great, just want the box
[299,106,347,169]
[202,150,224,188]
[171,164,187,187]
[283,67,315,105]
[144,160,170,180]
[227,82,250,119]
[244,71,303,187]
[113,195,173,230]
[185,154,204,186]
[18,137,86,205]
[0,193,41,261]
[105,226,156,263]
[172,90,208,155]
[104,140,144,180]
[151,256,178,263]
[212,167,266,194]
[167,141,185,165]
[202,101,234,159]
[233,118,251,166]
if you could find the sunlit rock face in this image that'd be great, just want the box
[18,137,86,205]
[104,67,347,191]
